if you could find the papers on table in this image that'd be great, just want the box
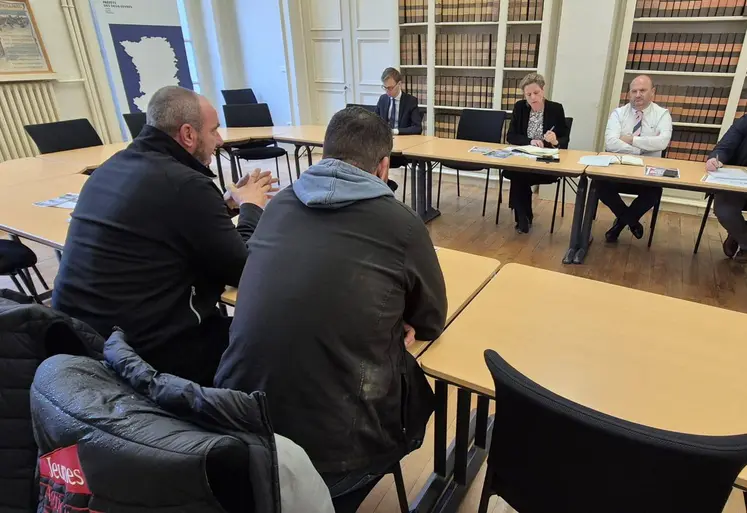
[645,166,680,178]
[578,155,644,167]
[702,168,747,188]
[34,193,79,209]
[468,146,513,159]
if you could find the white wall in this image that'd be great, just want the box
[550,0,622,152]
[233,0,293,126]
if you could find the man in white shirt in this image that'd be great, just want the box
[599,75,673,242]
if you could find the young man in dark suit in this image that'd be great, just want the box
[375,67,422,174]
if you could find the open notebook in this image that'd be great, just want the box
[578,155,644,167]
[510,145,560,157]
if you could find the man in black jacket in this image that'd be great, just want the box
[375,67,422,171]
[215,107,447,504]
[706,115,747,262]
[52,86,275,386]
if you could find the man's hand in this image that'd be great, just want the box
[227,169,279,209]
[620,135,634,145]
[543,130,558,147]
[530,139,544,148]
[705,157,723,173]
[404,323,416,348]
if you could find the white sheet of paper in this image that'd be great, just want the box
[579,155,614,167]
[702,175,747,188]
[468,146,495,154]
[709,168,747,181]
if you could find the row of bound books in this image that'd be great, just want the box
[634,0,747,18]
[403,75,428,104]
[667,129,718,162]
[626,33,744,73]
[399,0,428,23]
[435,113,461,138]
[736,89,747,119]
[436,76,495,108]
[435,0,499,22]
[436,33,497,66]
[618,84,728,124]
[507,0,545,21]
[504,33,540,68]
[400,34,428,66]
[501,77,523,109]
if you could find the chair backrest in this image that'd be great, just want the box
[222,88,258,105]
[223,103,274,128]
[24,119,103,154]
[483,349,747,513]
[123,112,147,139]
[456,109,506,144]
[346,103,377,113]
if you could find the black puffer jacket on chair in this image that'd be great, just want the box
[0,289,103,513]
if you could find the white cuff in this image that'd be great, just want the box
[392,129,399,135]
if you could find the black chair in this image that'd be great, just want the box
[480,349,747,513]
[331,463,409,513]
[436,109,507,216]
[123,112,147,139]
[221,88,258,105]
[0,238,49,303]
[346,103,377,113]
[24,119,103,154]
[222,103,292,184]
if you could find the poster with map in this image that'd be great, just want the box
[0,0,52,75]
[90,0,192,116]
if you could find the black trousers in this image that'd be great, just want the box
[595,181,662,226]
[503,170,558,220]
[321,458,396,513]
[143,312,231,387]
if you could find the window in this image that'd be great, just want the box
[177,0,201,94]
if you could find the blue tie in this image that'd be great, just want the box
[389,98,396,129]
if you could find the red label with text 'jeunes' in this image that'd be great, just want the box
[39,445,91,495]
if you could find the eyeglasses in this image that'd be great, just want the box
[381,83,401,92]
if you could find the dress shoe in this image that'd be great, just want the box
[605,218,625,243]
[630,221,644,240]
[723,235,739,258]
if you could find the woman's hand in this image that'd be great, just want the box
[543,130,558,147]
[530,139,545,148]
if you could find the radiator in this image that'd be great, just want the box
[0,81,59,162]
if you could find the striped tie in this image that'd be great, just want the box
[633,109,643,137]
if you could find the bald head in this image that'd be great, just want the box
[629,75,655,110]
[145,86,223,166]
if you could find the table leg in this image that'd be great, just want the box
[306,145,313,167]
[215,149,226,191]
[410,161,418,212]
[417,160,442,223]
[229,152,239,184]
[293,145,302,179]
[475,395,490,449]
[562,174,588,264]
[434,380,448,477]
[454,388,471,485]
[573,180,599,265]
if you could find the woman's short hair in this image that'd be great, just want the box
[519,73,546,91]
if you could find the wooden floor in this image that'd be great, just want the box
[4,154,747,512]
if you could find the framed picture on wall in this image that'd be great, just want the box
[0,0,53,76]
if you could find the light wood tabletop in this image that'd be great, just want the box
[37,142,129,171]
[0,173,87,249]
[219,126,293,144]
[272,125,327,145]
[402,138,592,176]
[0,157,87,188]
[221,247,501,358]
[421,262,747,437]
[586,153,747,194]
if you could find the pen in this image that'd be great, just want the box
[715,153,723,168]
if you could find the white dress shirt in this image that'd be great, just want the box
[389,90,402,135]
[605,102,673,157]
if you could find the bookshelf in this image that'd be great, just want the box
[606,0,747,204]
[397,0,559,138]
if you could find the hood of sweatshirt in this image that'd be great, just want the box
[292,158,393,209]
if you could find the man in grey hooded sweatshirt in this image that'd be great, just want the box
[215,106,447,509]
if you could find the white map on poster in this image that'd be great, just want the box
[120,36,179,112]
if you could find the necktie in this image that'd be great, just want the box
[633,109,643,137]
[389,97,396,129]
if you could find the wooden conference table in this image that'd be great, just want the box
[569,154,747,264]
[221,247,501,358]
[414,263,747,511]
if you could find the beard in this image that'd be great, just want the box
[192,137,214,167]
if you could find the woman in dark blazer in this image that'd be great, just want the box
[504,73,570,233]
